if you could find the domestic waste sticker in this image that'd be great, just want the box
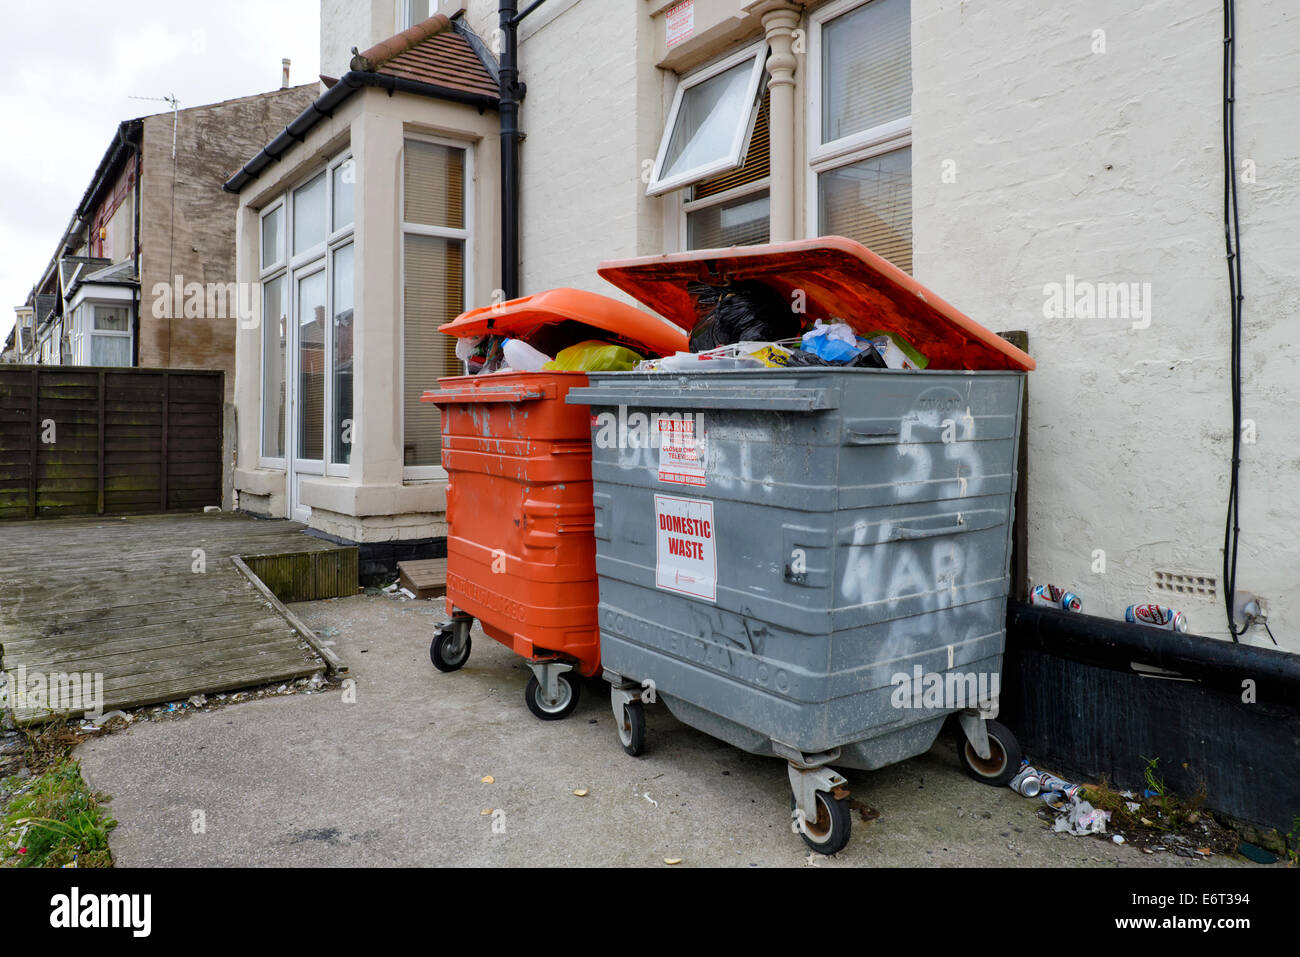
[657,414,707,487]
[655,494,717,602]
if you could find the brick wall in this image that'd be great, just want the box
[138,85,317,400]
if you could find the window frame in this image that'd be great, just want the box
[399,132,474,483]
[677,176,772,251]
[257,151,356,476]
[647,41,768,198]
[805,0,913,251]
[87,302,134,367]
[397,0,431,31]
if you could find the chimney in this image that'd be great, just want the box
[281,58,291,89]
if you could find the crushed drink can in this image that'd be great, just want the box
[1031,584,1083,612]
[1009,761,1042,797]
[1126,603,1188,632]
[1037,771,1081,802]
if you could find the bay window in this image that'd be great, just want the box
[258,151,355,484]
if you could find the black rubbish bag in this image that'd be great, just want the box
[688,280,801,352]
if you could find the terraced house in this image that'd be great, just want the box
[226,0,1298,655]
[9,82,316,402]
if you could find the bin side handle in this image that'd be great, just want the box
[888,510,1002,541]
[843,422,901,445]
[566,386,837,412]
[422,385,549,405]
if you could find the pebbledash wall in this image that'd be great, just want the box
[313,0,1297,650]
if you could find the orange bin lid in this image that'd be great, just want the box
[439,287,688,357]
[596,236,1034,372]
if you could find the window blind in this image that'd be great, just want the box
[404,141,465,229]
[403,234,465,467]
[822,0,911,144]
[819,146,912,273]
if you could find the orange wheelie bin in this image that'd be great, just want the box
[421,288,688,719]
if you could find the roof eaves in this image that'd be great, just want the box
[223,70,499,194]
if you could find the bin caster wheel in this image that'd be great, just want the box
[957,718,1022,787]
[790,791,851,856]
[525,673,580,720]
[430,627,471,673]
[616,700,646,757]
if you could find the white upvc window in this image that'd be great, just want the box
[69,302,133,367]
[398,0,431,31]
[400,134,472,482]
[648,41,768,197]
[258,150,356,477]
[807,0,913,273]
[677,86,772,251]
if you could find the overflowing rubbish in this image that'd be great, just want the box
[1052,799,1111,836]
[1126,603,1189,632]
[801,320,865,362]
[1030,584,1083,612]
[501,337,552,372]
[686,280,801,352]
[545,340,644,372]
[864,330,928,370]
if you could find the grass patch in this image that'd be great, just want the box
[1,758,116,868]
[0,711,118,868]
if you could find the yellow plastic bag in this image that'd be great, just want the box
[544,340,644,372]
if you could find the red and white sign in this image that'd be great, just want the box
[657,415,707,487]
[655,494,717,602]
[665,0,694,49]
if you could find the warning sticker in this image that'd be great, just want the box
[655,494,717,602]
[657,415,707,487]
[665,0,694,49]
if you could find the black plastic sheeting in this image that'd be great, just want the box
[1000,604,1300,834]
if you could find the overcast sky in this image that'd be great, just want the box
[0,0,321,342]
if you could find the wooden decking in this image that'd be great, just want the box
[0,512,356,723]
[398,558,448,600]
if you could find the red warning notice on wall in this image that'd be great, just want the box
[655,494,717,602]
[665,0,694,49]
[657,415,707,487]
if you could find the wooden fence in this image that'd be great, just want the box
[0,366,223,520]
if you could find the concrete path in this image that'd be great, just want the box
[78,594,1248,867]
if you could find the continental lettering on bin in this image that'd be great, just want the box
[654,494,717,602]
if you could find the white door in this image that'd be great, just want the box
[288,267,327,522]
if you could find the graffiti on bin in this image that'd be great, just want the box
[841,522,971,610]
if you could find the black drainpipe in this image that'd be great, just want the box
[130,130,142,367]
[499,0,547,300]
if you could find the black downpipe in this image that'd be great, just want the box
[131,132,142,367]
[498,0,545,300]
[499,2,522,300]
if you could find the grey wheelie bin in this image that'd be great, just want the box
[565,237,1036,855]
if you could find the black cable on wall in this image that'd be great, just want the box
[1221,0,1245,641]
